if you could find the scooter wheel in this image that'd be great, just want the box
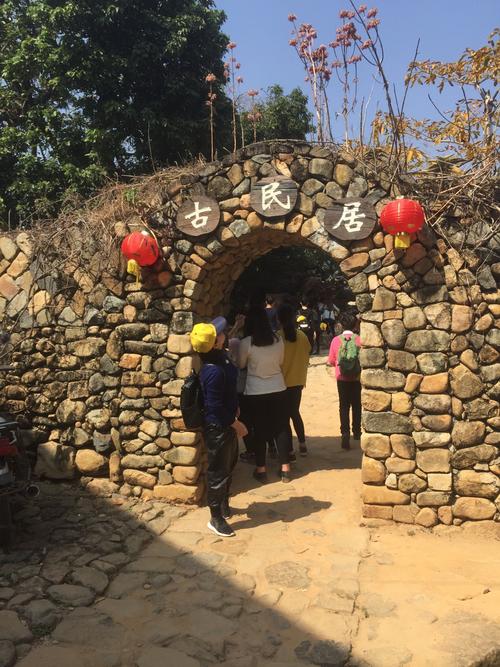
[0,496,12,550]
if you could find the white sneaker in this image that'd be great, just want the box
[207,518,235,538]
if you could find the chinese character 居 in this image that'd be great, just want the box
[332,201,366,233]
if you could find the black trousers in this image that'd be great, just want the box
[337,380,361,437]
[285,385,305,449]
[313,326,321,354]
[205,424,238,517]
[245,391,289,467]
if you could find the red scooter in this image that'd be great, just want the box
[0,412,39,548]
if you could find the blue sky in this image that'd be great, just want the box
[215,0,498,141]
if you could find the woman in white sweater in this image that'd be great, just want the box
[239,306,291,483]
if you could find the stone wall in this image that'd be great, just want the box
[0,141,498,525]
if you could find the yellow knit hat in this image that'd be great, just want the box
[190,323,217,353]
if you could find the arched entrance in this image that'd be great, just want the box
[198,233,361,491]
[191,226,353,320]
[227,243,348,323]
[172,161,415,519]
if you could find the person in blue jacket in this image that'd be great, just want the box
[190,317,247,538]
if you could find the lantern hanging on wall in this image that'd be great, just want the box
[121,230,160,283]
[379,198,425,249]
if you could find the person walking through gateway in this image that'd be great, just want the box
[277,303,311,459]
[298,302,314,349]
[190,317,247,538]
[326,313,361,451]
[310,302,322,355]
[238,306,291,483]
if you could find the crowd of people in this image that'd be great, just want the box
[187,292,361,538]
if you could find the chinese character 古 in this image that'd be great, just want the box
[185,201,212,229]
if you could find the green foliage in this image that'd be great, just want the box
[0,0,229,227]
[242,85,314,143]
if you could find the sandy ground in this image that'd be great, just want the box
[16,353,500,667]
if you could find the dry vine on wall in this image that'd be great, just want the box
[0,163,205,366]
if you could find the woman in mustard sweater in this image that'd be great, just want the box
[277,304,311,458]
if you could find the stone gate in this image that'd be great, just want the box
[0,140,498,526]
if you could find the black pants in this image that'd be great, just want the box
[313,326,321,354]
[337,380,361,438]
[205,424,238,518]
[245,391,289,467]
[285,386,305,449]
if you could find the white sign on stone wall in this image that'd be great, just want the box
[250,176,298,219]
[323,198,377,241]
[176,196,221,237]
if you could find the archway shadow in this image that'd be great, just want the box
[229,496,332,532]
[3,478,356,667]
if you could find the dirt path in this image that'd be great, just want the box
[14,354,500,666]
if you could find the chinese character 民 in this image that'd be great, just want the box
[185,201,212,229]
[261,182,291,211]
[332,201,366,233]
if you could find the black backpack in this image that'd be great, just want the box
[180,371,204,428]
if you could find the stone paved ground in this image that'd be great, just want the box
[1,356,500,667]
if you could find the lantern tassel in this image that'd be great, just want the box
[394,232,411,249]
[127,259,142,284]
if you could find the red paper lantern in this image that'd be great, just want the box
[121,231,160,267]
[379,198,425,249]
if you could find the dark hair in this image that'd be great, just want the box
[198,348,225,366]
[245,306,276,347]
[277,304,297,343]
[340,312,359,332]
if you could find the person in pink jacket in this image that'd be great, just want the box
[327,312,361,450]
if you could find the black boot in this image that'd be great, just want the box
[341,435,351,450]
[221,497,232,519]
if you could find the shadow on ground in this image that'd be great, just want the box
[0,478,356,667]
[232,439,362,496]
[2,450,500,667]
[229,497,332,531]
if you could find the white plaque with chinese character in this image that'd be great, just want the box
[323,198,377,241]
[250,176,298,219]
[176,196,221,237]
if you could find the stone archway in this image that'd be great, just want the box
[163,144,442,521]
[0,140,498,526]
[163,143,498,525]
